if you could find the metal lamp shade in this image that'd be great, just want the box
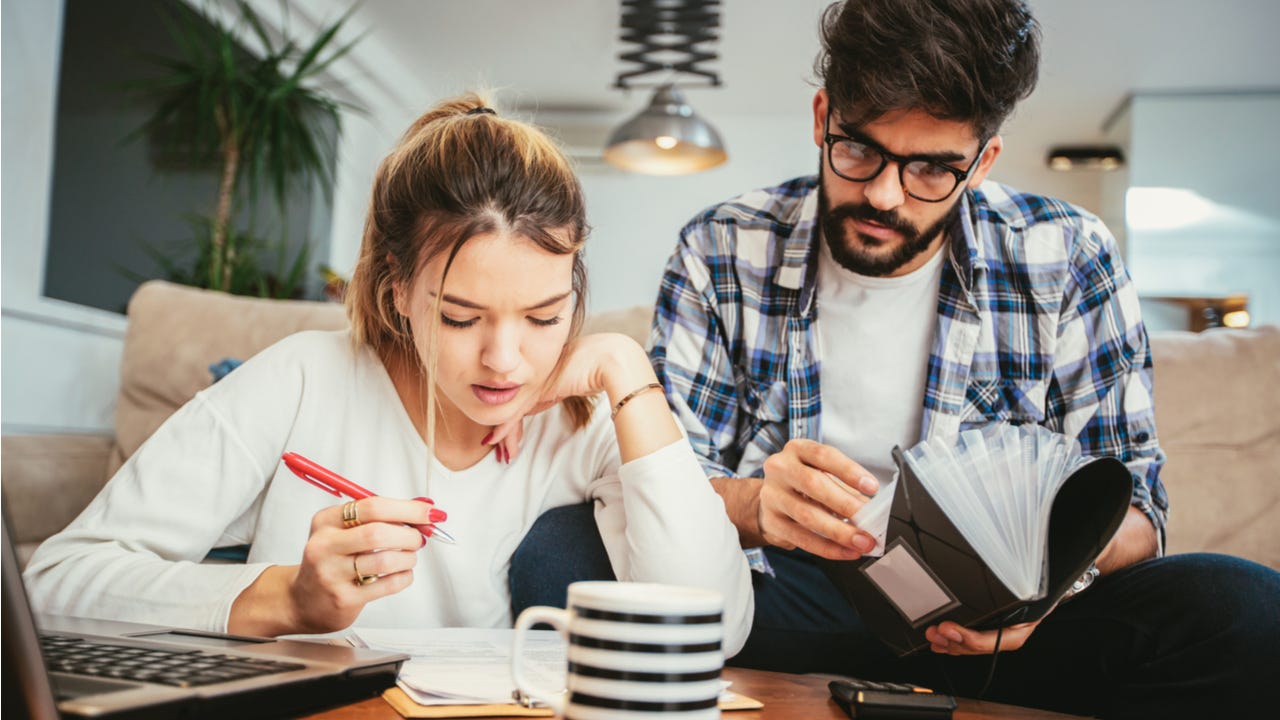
[603,84,727,175]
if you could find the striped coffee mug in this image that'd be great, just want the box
[512,581,724,720]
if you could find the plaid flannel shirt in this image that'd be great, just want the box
[650,176,1169,571]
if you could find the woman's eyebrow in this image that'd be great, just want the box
[433,290,572,311]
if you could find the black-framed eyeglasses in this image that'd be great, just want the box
[823,108,989,203]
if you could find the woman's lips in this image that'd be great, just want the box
[472,384,521,405]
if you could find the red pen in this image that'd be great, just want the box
[282,452,456,545]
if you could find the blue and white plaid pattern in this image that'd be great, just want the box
[650,176,1169,571]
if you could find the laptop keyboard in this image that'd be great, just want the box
[41,634,307,688]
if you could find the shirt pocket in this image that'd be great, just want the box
[959,377,1048,429]
[736,378,788,470]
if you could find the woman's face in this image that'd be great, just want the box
[396,230,576,431]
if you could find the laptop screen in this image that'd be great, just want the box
[2,507,62,720]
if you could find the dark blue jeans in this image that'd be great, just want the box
[509,503,1280,720]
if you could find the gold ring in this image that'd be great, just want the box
[353,555,377,586]
[342,500,361,529]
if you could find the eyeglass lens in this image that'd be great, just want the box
[829,140,961,201]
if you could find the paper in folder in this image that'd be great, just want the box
[818,423,1132,656]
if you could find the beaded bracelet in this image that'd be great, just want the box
[610,382,663,420]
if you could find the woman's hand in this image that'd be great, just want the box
[487,333,655,461]
[229,496,437,636]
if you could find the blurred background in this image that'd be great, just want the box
[4,0,1279,435]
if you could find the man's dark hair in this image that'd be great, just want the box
[815,0,1041,141]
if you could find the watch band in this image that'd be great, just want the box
[1063,563,1100,600]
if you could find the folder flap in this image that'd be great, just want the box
[1044,457,1131,600]
[818,447,1025,655]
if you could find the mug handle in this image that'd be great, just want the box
[512,605,569,715]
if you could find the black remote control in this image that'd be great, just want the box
[828,678,957,719]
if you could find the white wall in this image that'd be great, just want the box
[1,0,126,434]
[1121,93,1280,330]
[574,112,817,312]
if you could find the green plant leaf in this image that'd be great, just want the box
[123,0,362,299]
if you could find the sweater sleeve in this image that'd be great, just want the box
[588,438,755,658]
[18,336,315,632]
[22,395,273,631]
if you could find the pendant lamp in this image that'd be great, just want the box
[604,0,726,175]
[603,84,726,175]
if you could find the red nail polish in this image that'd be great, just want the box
[481,432,494,446]
[419,533,427,548]
[429,508,447,522]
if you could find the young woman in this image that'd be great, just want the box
[23,95,753,655]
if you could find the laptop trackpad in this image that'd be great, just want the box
[52,672,143,700]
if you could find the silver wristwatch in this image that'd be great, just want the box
[1063,563,1100,600]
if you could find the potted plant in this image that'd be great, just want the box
[129,0,359,297]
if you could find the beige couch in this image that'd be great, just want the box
[4,280,1278,569]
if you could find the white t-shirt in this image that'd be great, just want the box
[816,240,945,486]
[23,330,752,655]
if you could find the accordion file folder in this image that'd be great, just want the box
[818,426,1132,657]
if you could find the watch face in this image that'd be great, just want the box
[1066,565,1100,599]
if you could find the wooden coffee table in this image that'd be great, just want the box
[304,667,1089,719]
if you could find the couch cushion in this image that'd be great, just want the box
[581,304,653,348]
[111,281,346,476]
[1151,326,1280,567]
[2,433,115,565]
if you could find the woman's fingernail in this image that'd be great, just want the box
[419,534,427,548]
[860,475,879,495]
[944,629,963,643]
[429,508,447,522]
[481,432,494,446]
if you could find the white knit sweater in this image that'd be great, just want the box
[23,330,753,655]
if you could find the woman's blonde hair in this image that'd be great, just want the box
[345,93,592,442]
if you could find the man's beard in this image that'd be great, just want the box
[818,170,961,277]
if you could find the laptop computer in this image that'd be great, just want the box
[2,510,408,719]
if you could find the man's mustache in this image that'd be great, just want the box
[826,201,918,240]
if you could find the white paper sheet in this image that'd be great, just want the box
[351,627,567,706]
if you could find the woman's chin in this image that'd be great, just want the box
[462,404,523,429]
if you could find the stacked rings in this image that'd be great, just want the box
[342,501,361,529]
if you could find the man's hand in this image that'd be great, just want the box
[753,439,881,560]
[921,506,1158,656]
[925,619,1042,655]
[1094,505,1159,575]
